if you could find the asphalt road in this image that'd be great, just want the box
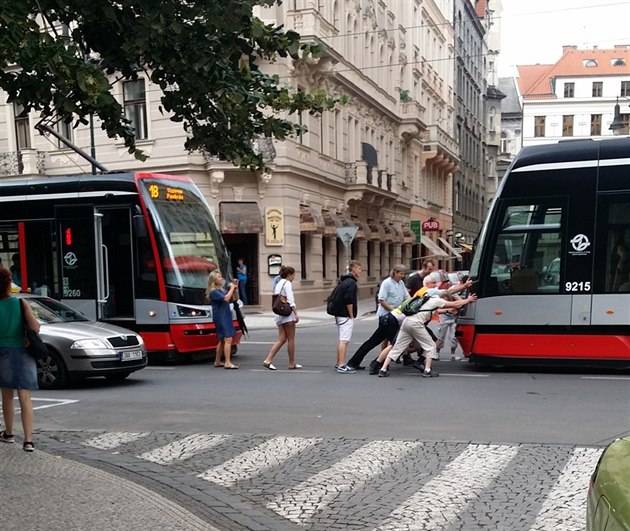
[36,315,630,446]
[29,315,630,530]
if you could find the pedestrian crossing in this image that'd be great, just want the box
[78,431,602,530]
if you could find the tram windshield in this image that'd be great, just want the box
[139,177,228,290]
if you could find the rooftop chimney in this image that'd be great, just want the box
[562,45,578,54]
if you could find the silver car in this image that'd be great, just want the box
[19,295,147,389]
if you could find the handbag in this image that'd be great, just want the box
[272,281,293,316]
[19,299,48,360]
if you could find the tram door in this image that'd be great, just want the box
[94,207,135,323]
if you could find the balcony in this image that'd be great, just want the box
[0,149,46,177]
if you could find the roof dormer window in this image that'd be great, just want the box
[612,58,626,66]
[583,59,598,67]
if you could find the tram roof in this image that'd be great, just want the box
[512,137,630,171]
[0,172,183,197]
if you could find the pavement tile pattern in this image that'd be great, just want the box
[32,430,601,531]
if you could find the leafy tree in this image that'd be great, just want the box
[0,0,342,170]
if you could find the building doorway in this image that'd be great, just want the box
[223,233,259,306]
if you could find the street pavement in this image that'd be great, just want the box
[0,299,606,530]
[0,299,374,531]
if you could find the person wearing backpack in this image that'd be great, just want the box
[377,275,477,378]
[329,260,362,374]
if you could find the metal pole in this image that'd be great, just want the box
[89,114,96,174]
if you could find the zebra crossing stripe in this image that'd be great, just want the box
[376,444,518,531]
[138,434,230,465]
[267,440,421,525]
[528,447,601,531]
[83,432,149,450]
[199,436,321,487]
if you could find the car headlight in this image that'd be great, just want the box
[136,334,145,347]
[70,338,111,349]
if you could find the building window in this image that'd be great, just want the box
[57,119,73,148]
[621,81,630,97]
[621,114,630,135]
[592,82,603,97]
[612,58,626,67]
[322,237,328,279]
[583,59,597,68]
[534,116,546,137]
[562,115,574,137]
[590,114,602,136]
[14,103,31,149]
[563,82,574,98]
[300,233,309,280]
[123,79,148,140]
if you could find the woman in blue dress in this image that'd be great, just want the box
[0,266,40,451]
[206,270,239,369]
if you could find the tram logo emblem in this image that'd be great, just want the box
[64,252,78,267]
[569,234,591,255]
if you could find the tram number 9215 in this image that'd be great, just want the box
[565,281,591,292]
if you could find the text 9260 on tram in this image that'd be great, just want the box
[458,137,630,367]
[0,172,241,360]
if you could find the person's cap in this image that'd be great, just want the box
[438,281,450,289]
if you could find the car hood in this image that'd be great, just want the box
[595,437,630,519]
[40,321,138,342]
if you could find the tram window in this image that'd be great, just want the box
[487,204,563,295]
[596,196,630,293]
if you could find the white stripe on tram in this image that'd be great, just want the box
[375,444,518,531]
[528,447,601,531]
[199,436,321,487]
[138,434,229,465]
[83,432,150,450]
[267,440,420,525]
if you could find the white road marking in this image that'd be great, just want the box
[240,341,275,345]
[83,432,150,450]
[200,436,321,487]
[581,376,630,380]
[267,440,420,525]
[144,366,176,370]
[529,447,601,531]
[138,434,229,465]
[395,372,489,378]
[30,398,79,410]
[249,369,322,373]
[376,444,518,531]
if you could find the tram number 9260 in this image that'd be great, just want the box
[565,281,591,292]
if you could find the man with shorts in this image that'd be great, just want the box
[335,260,362,374]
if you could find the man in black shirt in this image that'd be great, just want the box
[405,258,436,296]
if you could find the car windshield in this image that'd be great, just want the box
[23,297,90,324]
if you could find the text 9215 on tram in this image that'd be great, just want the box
[458,137,630,367]
[0,172,241,361]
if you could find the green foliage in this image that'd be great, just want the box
[0,0,342,170]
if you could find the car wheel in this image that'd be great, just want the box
[37,348,68,390]
[105,372,132,382]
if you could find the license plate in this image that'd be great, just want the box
[119,350,143,361]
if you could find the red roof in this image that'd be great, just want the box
[475,0,487,18]
[518,46,630,100]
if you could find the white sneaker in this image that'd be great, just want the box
[450,354,462,361]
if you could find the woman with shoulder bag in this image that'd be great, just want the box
[0,266,40,452]
[263,266,302,370]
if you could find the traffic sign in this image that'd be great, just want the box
[336,226,357,247]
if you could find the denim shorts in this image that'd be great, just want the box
[0,347,38,390]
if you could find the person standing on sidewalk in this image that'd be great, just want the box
[263,266,302,370]
[0,266,39,451]
[206,270,239,369]
[333,260,362,374]
[347,265,407,370]
[235,258,249,305]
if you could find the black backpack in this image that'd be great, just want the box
[326,280,348,316]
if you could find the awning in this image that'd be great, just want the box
[300,205,325,234]
[421,237,449,258]
[438,237,462,259]
[322,210,342,235]
[352,216,370,240]
[401,223,414,244]
[219,202,263,234]
[388,223,404,241]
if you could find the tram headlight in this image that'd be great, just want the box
[70,338,111,349]
[176,306,208,317]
